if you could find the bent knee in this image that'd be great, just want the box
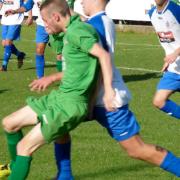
[36,46,45,55]
[153,97,165,109]
[2,114,21,133]
[2,116,15,132]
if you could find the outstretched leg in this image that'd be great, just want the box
[120,135,180,177]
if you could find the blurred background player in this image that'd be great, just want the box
[5,0,49,78]
[48,0,75,72]
[0,0,27,71]
[149,0,180,119]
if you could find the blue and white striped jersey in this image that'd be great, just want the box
[0,0,24,25]
[87,11,131,107]
[22,0,44,26]
[149,0,180,74]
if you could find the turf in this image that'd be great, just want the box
[0,25,179,180]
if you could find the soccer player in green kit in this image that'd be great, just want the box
[1,0,116,179]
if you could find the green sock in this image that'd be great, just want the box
[5,131,23,169]
[56,60,62,72]
[8,155,32,180]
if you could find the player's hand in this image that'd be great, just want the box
[5,9,16,16]
[103,88,117,112]
[164,52,178,64]
[161,62,169,72]
[29,76,54,92]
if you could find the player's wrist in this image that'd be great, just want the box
[175,48,180,56]
[13,9,18,14]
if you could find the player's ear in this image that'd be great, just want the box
[52,12,60,22]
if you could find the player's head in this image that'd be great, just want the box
[154,0,168,7]
[40,0,70,34]
[81,0,109,16]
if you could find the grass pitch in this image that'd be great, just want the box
[0,25,179,180]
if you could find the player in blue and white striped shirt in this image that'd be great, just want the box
[149,0,180,119]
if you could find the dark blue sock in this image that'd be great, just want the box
[3,45,12,67]
[35,54,45,78]
[54,141,73,180]
[160,100,180,119]
[11,44,21,57]
[160,152,180,177]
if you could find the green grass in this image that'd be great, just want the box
[0,25,179,180]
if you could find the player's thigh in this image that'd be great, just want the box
[3,105,38,131]
[17,123,46,155]
[1,25,8,41]
[6,25,21,41]
[94,105,140,141]
[1,26,13,45]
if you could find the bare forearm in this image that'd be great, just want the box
[49,72,63,82]
[98,52,113,91]
[90,43,113,90]
[164,46,180,63]
[28,9,32,17]
[0,3,3,10]
[174,47,180,56]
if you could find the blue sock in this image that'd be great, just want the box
[3,45,12,67]
[11,44,21,57]
[35,54,45,78]
[160,100,180,119]
[160,152,180,177]
[54,141,73,180]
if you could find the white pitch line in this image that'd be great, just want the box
[116,42,161,47]
[13,38,161,47]
[117,66,161,73]
[9,59,161,73]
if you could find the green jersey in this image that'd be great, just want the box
[49,33,64,55]
[59,15,99,100]
[66,0,75,8]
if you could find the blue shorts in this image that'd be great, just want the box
[1,25,21,41]
[36,25,49,43]
[157,71,180,91]
[93,105,140,141]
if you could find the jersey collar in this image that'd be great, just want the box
[88,11,106,21]
[156,0,170,14]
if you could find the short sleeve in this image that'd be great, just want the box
[67,23,99,53]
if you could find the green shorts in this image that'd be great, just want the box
[26,90,88,143]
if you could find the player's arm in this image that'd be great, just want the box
[29,72,63,92]
[164,47,180,64]
[25,10,33,26]
[0,1,3,10]
[89,43,116,112]
[5,0,34,16]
